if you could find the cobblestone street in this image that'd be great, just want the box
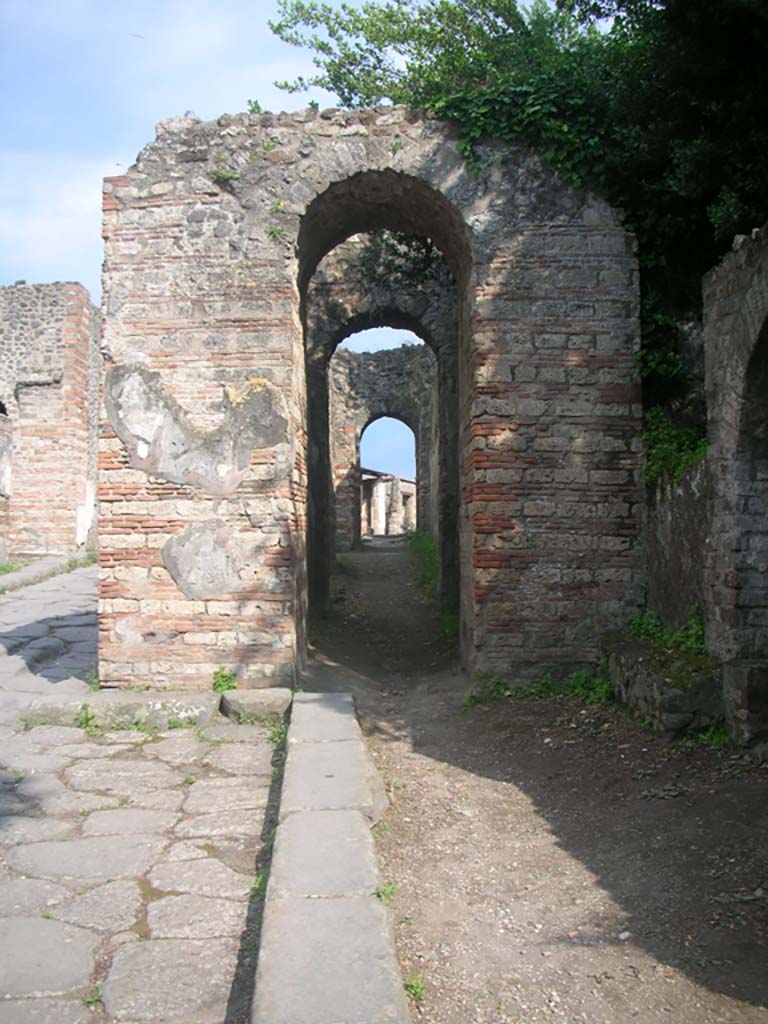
[0,568,279,1023]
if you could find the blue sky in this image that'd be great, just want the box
[0,0,418,477]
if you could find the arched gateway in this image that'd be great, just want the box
[100,107,643,689]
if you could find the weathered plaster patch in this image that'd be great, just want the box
[162,518,262,599]
[104,364,288,496]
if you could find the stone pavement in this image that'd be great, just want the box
[0,568,281,1023]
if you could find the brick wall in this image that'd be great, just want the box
[100,108,642,688]
[0,283,98,555]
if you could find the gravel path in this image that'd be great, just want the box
[309,537,768,1024]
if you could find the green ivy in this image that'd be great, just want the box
[642,407,707,485]
[269,0,768,406]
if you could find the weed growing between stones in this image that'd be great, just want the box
[212,668,238,693]
[406,529,438,599]
[626,604,706,655]
[250,873,267,897]
[375,882,397,905]
[465,668,613,708]
[403,974,426,1002]
[74,702,99,735]
[677,719,733,752]
[642,408,707,485]
[0,561,20,575]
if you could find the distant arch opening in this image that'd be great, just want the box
[360,417,417,537]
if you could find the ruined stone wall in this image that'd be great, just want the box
[0,414,11,561]
[646,461,712,630]
[702,223,768,743]
[361,473,416,536]
[329,345,437,548]
[100,107,642,688]
[0,283,98,555]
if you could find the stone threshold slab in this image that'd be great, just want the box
[26,690,222,730]
[252,690,410,1024]
[0,553,81,595]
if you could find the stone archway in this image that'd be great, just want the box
[330,346,436,548]
[100,107,642,688]
[304,231,457,611]
[704,224,768,742]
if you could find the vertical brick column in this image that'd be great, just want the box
[0,283,96,555]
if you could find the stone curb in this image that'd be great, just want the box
[0,553,84,595]
[252,691,410,1024]
[25,690,222,730]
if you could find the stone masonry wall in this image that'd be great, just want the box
[100,107,642,688]
[703,223,768,743]
[329,345,437,549]
[0,283,99,555]
[646,460,713,632]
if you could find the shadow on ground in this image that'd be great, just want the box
[301,537,768,1021]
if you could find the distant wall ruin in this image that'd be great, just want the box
[0,283,99,558]
[329,344,437,549]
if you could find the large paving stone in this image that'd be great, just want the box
[202,742,273,775]
[14,773,66,804]
[82,808,178,836]
[182,776,270,814]
[220,687,292,721]
[65,757,181,797]
[51,625,96,643]
[174,808,266,839]
[54,743,117,759]
[0,815,76,845]
[126,787,185,812]
[162,840,208,862]
[24,636,65,670]
[0,751,71,775]
[36,789,120,817]
[289,691,359,743]
[252,897,410,1024]
[201,721,270,743]
[26,690,220,729]
[0,916,98,997]
[270,810,379,899]
[148,894,246,938]
[21,725,86,747]
[102,938,239,1022]
[7,835,167,883]
[142,732,206,765]
[148,857,251,900]
[50,880,142,933]
[280,739,377,820]
[0,691,33,726]
[0,998,91,1023]
[0,877,71,915]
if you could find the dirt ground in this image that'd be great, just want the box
[303,537,768,1024]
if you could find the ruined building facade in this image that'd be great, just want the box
[0,283,99,559]
[98,107,643,689]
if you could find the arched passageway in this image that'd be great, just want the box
[704,225,768,742]
[303,230,460,618]
[330,335,436,548]
[100,107,642,689]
